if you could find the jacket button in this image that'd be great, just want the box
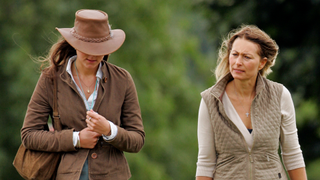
[91,153,98,159]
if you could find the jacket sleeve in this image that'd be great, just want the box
[21,73,76,152]
[107,72,145,153]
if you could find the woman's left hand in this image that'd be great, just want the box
[86,110,111,136]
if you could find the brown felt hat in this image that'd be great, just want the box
[56,9,125,56]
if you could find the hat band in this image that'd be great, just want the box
[70,28,112,43]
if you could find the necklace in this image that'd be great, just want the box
[74,63,96,94]
[74,61,98,110]
[233,81,255,118]
[78,76,96,94]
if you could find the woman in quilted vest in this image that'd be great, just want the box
[196,25,307,180]
[21,9,145,180]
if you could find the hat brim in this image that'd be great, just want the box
[56,28,125,56]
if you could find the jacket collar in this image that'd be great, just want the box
[210,73,266,101]
[100,60,109,83]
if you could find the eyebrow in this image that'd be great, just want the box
[231,50,254,56]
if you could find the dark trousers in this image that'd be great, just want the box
[79,159,89,180]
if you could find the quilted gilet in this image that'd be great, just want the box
[201,73,287,180]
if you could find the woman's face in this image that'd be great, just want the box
[76,50,104,70]
[229,38,267,81]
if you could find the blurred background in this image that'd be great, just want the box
[1,0,319,179]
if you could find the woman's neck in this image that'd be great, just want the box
[73,60,97,77]
[231,75,258,100]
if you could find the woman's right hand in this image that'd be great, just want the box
[79,127,101,149]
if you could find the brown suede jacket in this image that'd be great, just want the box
[21,60,145,180]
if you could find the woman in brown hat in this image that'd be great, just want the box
[21,9,145,179]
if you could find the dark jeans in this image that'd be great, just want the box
[79,159,89,180]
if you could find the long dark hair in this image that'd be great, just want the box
[40,37,108,78]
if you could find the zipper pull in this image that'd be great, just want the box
[249,155,254,163]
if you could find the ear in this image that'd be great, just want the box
[259,57,267,70]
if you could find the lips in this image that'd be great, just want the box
[87,59,96,63]
[233,68,245,73]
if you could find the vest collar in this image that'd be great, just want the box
[210,73,266,101]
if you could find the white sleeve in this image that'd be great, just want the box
[73,121,117,146]
[280,86,306,170]
[73,131,79,147]
[102,121,118,141]
[196,98,216,178]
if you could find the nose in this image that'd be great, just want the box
[87,55,95,59]
[235,56,242,65]
[87,55,99,60]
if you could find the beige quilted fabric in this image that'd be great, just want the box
[201,73,288,180]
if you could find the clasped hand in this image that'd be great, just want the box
[78,110,111,149]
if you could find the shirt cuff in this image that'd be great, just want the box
[195,165,215,178]
[73,131,80,147]
[102,121,118,141]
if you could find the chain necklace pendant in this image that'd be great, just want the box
[74,60,99,110]
[234,81,254,119]
[87,89,90,94]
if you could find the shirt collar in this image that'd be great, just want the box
[66,55,103,79]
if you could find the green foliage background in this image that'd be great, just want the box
[0,0,319,179]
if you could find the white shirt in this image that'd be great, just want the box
[196,86,305,177]
[65,56,118,147]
